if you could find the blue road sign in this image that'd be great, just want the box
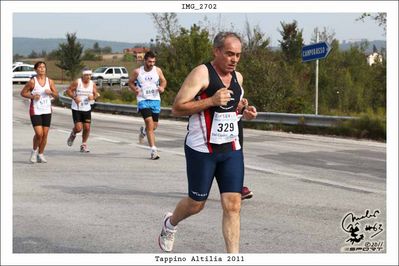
[302,42,331,62]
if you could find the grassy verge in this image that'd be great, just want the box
[242,112,386,142]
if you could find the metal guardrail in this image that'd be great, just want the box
[253,112,356,127]
[58,92,356,128]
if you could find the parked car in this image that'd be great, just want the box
[12,62,36,83]
[91,66,128,86]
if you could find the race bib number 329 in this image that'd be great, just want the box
[209,112,238,144]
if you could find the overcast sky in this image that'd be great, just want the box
[13,12,385,46]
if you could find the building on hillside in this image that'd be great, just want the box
[366,52,383,66]
[123,47,150,61]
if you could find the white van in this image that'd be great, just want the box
[91,66,128,85]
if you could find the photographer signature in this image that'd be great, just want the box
[341,209,383,245]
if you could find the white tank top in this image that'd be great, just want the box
[30,77,52,115]
[136,66,161,102]
[71,78,94,111]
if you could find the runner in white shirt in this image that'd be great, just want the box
[20,61,58,163]
[129,51,167,160]
[66,68,98,152]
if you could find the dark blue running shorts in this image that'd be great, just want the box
[185,145,244,201]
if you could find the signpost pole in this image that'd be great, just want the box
[315,29,319,115]
[302,36,331,115]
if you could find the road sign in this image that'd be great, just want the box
[302,41,331,62]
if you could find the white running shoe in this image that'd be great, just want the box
[37,154,47,163]
[151,150,160,160]
[138,126,146,144]
[80,143,90,153]
[67,131,76,146]
[158,212,177,252]
[30,150,38,163]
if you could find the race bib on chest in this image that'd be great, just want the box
[80,96,89,107]
[37,96,50,109]
[209,112,238,144]
[141,84,158,98]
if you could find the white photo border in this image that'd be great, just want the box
[1,1,397,265]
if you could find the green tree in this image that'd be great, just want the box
[239,24,280,112]
[276,21,312,113]
[56,32,84,80]
[344,44,371,112]
[40,50,47,58]
[314,39,385,115]
[82,49,101,61]
[28,50,38,58]
[93,42,100,53]
[101,46,112,54]
[368,60,386,113]
[151,13,179,43]
[155,24,213,105]
[243,20,270,52]
[312,39,344,113]
[123,53,134,62]
[311,27,336,44]
[278,20,304,64]
[239,22,310,113]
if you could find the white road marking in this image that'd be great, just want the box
[94,137,122,143]
[57,129,71,134]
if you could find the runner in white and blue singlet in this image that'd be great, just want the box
[129,51,167,160]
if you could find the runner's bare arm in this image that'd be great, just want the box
[66,80,80,104]
[20,79,37,100]
[128,69,140,95]
[157,68,167,93]
[172,65,233,116]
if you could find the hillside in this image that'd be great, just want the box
[339,39,386,53]
[13,37,386,56]
[13,37,148,56]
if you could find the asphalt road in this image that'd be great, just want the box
[11,84,386,253]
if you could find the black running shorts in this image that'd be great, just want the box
[139,108,159,122]
[72,109,92,124]
[30,113,52,127]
